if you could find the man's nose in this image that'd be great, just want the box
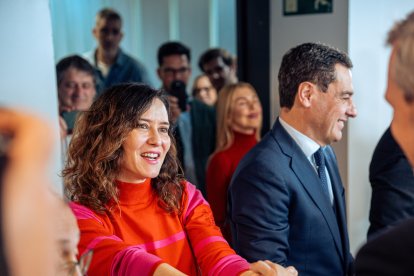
[347,101,357,118]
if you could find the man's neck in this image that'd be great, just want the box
[280,107,323,146]
[96,48,118,66]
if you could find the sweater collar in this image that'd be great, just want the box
[115,178,154,205]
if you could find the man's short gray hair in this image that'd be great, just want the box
[388,11,414,102]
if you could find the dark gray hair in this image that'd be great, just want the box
[278,42,353,108]
[56,55,95,86]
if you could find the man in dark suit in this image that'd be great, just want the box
[367,127,414,239]
[355,11,414,276]
[228,42,357,275]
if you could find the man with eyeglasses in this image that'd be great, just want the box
[157,41,216,197]
[198,48,238,92]
[83,8,152,94]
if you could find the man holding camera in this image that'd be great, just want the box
[56,55,96,136]
[157,41,215,196]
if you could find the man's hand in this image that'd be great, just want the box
[241,260,298,276]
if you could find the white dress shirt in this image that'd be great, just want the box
[279,118,334,204]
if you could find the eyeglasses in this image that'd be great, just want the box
[162,67,190,76]
[63,249,93,276]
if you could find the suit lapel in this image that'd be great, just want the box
[325,147,350,262]
[272,120,345,262]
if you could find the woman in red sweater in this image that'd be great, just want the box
[206,82,263,243]
[63,83,296,275]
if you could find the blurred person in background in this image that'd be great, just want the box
[56,55,97,163]
[84,8,152,94]
[355,11,414,276]
[198,48,238,92]
[206,82,262,243]
[0,108,58,275]
[192,74,218,106]
[157,42,216,196]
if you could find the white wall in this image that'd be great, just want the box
[271,0,414,255]
[348,0,414,254]
[0,0,62,192]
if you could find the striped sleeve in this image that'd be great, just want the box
[182,182,250,275]
[70,202,163,276]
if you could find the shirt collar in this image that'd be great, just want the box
[279,117,320,159]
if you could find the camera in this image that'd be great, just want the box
[169,80,188,112]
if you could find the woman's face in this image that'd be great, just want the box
[229,87,262,134]
[193,76,217,106]
[117,98,171,183]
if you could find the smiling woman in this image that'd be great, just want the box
[206,82,262,243]
[63,83,297,275]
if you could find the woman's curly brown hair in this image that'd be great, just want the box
[63,83,184,213]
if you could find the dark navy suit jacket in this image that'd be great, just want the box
[228,118,353,276]
[368,127,414,238]
[356,217,414,275]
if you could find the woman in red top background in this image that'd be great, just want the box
[63,83,296,275]
[206,82,263,244]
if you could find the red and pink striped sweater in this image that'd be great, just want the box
[70,179,249,275]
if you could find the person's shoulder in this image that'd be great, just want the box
[69,201,105,225]
[118,49,146,69]
[81,50,95,64]
[208,150,232,169]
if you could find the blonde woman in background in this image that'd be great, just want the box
[192,74,218,106]
[206,82,262,243]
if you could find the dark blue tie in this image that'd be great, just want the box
[314,148,330,201]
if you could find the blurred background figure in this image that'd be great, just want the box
[192,74,218,106]
[50,190,90,276]
[56,55,96,160]
[57,55,96,116]
[0,108,89,276]
[355,10,414,276]
[84,8,152,94]
[206,82,262,243]
[367,126,414,239]
[156,41,191,123]
[198,48,238,92]
[157,42,216,196]
[0,108,57,276]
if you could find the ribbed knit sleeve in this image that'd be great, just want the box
[182,182,250,275]
[70,202,163,276]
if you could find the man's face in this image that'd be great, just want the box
[385,48,414,166]
[202,56,236,92]
[310,64,357,146]
[93,18,123,53]
[58,68,96,113]
[157,54,191,90]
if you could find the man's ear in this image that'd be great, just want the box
[297,82,315,108]
[92,28,97,39]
